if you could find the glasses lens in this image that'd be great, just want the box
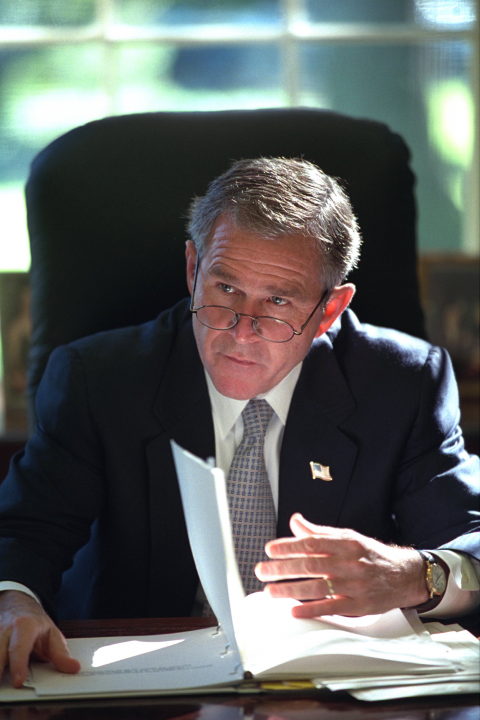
[254,317,295,342]
[196,306,237,330]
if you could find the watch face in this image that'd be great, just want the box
[431,563,447,594]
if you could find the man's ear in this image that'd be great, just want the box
[185,241,197,295]
[314,284,356,338]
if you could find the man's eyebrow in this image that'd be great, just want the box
[208,266,304,300]
[208,266,238,284]
[264,284,304,300]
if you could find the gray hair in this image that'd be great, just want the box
[186,157,362,289]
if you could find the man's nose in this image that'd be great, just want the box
[230,313,259,343]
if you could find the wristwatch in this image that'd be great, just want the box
[414,551,448,613]
[418,550,447,598]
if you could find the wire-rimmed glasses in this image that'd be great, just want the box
[189,257,329,343]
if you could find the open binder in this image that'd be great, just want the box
[0,442,478,703]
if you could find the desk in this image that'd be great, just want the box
[0,617,477,720]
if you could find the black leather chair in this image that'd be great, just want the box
[25,108,425,425]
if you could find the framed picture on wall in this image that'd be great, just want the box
[419,255,479,450]
[419,255,479,381]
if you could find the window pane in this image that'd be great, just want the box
[305,0,476,27]
[0,44,107,271]
[306,0,414,24]
[114,43,284,112]
[299,41,475,253]
[115,0,282,27]
[0,0,95,26]
[415,0,475,28]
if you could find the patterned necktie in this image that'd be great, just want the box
[226,398,276,594]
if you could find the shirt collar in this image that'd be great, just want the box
[205,362,303,440]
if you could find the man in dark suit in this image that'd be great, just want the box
[0,158,479,688]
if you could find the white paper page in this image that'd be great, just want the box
[31,627,243,697]
[319,667,480,692]
[237,593,425,647]
[247,626,456,679]
[171,441,246,653]
[350,679,480,701]
[318,608,427,638]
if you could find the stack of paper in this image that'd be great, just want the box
[319,623,480,700]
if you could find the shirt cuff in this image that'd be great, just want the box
[0,581,43,608]
[419,550,480,618]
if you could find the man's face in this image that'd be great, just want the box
[186,216,331,399]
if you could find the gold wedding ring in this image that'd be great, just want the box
[323,576,335,598]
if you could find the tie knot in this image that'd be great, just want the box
[242,398,274,439]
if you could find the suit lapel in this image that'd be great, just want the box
[145,319,215,615]
[277,333,358,537]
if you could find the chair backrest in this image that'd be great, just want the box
[25,108,425,423]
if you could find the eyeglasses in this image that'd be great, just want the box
[189,256,329,343]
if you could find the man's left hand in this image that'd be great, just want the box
[255,513,430,618]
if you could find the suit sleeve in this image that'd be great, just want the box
[393,345,479,560]
[0,345,106,618]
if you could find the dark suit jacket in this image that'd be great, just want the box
[0,300,478,621]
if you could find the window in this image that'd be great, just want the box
[0,0,478,270]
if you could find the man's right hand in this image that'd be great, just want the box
[0,590,80,688]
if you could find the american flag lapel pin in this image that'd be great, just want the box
[310,462,333,481]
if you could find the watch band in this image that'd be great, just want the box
[418,550,436,566]
[419,550,439,598]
